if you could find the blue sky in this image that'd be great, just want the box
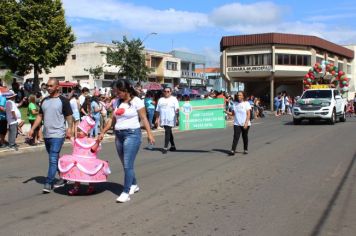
[62,0,356,66]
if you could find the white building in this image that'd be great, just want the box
[220,33,354,109]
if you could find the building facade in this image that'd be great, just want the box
[220,33,354,109]
[23,43,207,91]
[170,50,206,89]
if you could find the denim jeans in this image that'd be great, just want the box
[146,108,155,128]
[8,123,18,147]
[90,115,100,137]
[44,138,65,185]
[115,128,142,193]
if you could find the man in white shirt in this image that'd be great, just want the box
[155,87,179,154]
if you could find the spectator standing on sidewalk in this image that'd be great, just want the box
[5,90,20,151]
[225,91,251,156]
[28,78,73,193]
[90,91,101,138]
[155,87,179,154]
[27,95,40,145]
[0,93,7,148]
[70,93,80,137]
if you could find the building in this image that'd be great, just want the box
[170,50,206,89]
[23,43,206,91]
[195,67,229,92]
[24,42,121,89]
[145,49,181,88]
[220,33,354,109]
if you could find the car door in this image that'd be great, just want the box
[334,90,342,113]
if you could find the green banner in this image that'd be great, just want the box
[179,98,226,131]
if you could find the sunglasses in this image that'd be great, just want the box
[163,90,171,93]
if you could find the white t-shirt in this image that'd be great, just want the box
[232,101,251,126]
[114,97,144,130]
[6,100,18,125]
[156,96,179,127]
[70,98,79,114]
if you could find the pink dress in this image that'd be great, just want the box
[58,138,111,183]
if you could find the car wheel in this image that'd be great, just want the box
[329,109,336,125]
[339,107,346,122]
[293,118,301,125]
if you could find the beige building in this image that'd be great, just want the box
[220,33,354,109]
[23,42,184,89]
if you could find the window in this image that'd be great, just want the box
[276,54,310,66]
[151,57,160,68]
[347,65,351,74]
[228,54,272,66]
[303,55,311,66]
[338,62,343,71]
[71,55,76,60]
[316,56,324,64]
[166,61,177,71]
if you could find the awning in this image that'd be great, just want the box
[59,81,77,88]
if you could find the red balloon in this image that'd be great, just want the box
[305,74,310,78]
[338,71,344,76]
[331,71,336,75]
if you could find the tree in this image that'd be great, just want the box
[104,36,151,83]
[0,0,75,92]
[85,65,104,80]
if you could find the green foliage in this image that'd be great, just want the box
[3,70,13,86]
[0,0,75,92]
[104,36,151,82]
[85,65,104,80]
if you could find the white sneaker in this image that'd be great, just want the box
[129,185,140,195]
[116,192,130,203]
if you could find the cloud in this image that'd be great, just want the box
[306,13,356,22]
[210,2,283,27]
[62,0,209,33]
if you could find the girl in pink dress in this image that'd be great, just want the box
[58,116,111,195]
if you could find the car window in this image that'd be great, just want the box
[302,90,332,99]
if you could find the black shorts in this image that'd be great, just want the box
[0,120,7,135]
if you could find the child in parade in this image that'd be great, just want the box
[58,116,111,195]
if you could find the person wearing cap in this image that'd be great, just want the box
[5,90,20,150]
[28,78,73,193]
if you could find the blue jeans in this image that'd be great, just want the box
[44,138,65,185]
[115,128,142,193]
[90,115,100,137]
[147,108,155,128]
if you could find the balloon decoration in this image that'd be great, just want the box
[303,60,349,94]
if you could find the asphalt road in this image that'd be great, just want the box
[0,116,356,236]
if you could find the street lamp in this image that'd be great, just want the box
[142,32,158,43]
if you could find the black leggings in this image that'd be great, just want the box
[231,125,250,151]
[163,126,175,148]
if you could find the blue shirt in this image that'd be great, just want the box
[0,95,7,120]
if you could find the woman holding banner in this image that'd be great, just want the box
[225,91,251,156]
[155,87,179,154]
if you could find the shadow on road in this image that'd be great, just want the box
[310,152,356,236]
[212,149,231,155]
[22,176,46,184]
[53,182,123,196]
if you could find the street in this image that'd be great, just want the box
[0,116,356,236]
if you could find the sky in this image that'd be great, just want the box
[62,0,356,66]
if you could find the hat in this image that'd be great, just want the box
[78,116,95,134]
[4,90,16,99]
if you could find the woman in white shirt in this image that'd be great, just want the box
[155,87,179,154]
[99,79,155,203]
[69,93,80,137]
[225,91,251,156]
